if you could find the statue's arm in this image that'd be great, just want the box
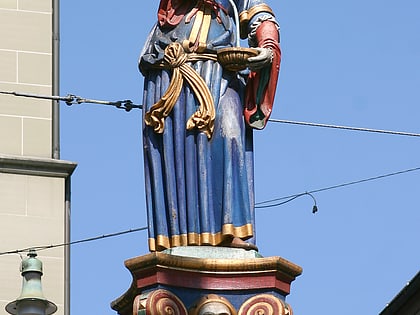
[241,2,281,129]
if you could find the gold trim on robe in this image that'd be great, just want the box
[148,223,253,251]
[239,4,275,39]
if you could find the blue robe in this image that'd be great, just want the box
[141,0,272,251]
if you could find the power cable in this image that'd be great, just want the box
[0,91,142,112]
[2,90,420,138]
[1,167,418,255]
[256,166,420,209]
[269,118,420,138]
[0,226,147,257]
[257,192,319,213]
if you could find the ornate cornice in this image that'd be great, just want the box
[111,251,302,314]
[125,252,302,277]
[0,154,77,178]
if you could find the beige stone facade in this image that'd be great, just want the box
[0,160,75,315]
[0,2,74,315]
[0,1,52,158]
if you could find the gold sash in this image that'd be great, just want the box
[144,42,216,139]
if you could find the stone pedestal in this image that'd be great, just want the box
[111,247,302,315]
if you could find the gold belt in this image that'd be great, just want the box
[145,42,216,139]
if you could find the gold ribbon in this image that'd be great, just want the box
[183,6,212,52]
[183,0,227,53]
[144,42,216,139]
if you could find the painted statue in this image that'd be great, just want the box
[140,0,280,251]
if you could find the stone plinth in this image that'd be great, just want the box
[111,247,302,315]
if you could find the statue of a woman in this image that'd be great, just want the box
[140,0,280,251]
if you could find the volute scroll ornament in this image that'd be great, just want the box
[145,289,188,315]
[238,294,293,315]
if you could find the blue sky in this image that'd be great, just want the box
[60,1,420,314]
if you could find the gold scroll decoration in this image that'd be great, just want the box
[144,42,215,139]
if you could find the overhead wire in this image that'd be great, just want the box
[2,92,420,252]
[0,226,147,257]
[269,118,420,138]
[0,91,142,112]
[256,166,420,209]
[1,90,420,138]
[2,166,419,256]
[257,192,319,213]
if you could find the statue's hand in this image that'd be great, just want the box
[247,47,273,71]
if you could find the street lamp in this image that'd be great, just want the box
[6,250,57,315]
